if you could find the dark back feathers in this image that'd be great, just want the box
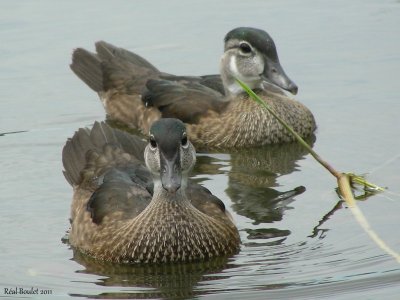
[142,79,229,124]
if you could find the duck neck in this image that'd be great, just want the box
[222,75,243,96]
[151,178,190,206]
[220,54,260,97]
[220,55,242,96]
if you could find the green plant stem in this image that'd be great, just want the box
[236,78,398,263]
[236,79,383,190]
[236,80,339,177]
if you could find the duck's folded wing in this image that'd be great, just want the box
[142,79,229,124]
[94,41,225,96]
[86,168,152,224]
[99,56,159,95]
[198,74,225,95]
[187,183,233,222]
[159,74,226,95]
[95,41,161,94]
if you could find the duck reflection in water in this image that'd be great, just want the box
[194,135,316,242]
[70,249,233,299]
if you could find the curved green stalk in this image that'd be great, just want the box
[236,78,398,263]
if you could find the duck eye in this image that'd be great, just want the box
[149,135,157,149]
[181,134,188,147]
[239,42,252,54]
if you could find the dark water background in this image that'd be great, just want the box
[1,0,399,299]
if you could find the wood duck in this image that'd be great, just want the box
[70,27,316,150]
[63,119,240,263]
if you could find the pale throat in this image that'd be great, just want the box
[224,56,259,95]
[151,178,190,204]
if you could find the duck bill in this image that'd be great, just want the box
[262,60,298,95]
[160,151,182,194]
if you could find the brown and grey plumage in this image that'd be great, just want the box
[62,119,240,263]
[70,27,316,150]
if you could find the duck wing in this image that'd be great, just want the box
[142,78,229,124]
[63,122,151,224]
[86,166,152,224]
[72,41,226,94]
[197,74,225,95]
[99,56,159,95]
[95,41,226,95]
[158,74,225,95]
[186,183,232,222]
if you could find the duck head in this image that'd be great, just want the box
[144,118,196,194]
[220,27,298,96]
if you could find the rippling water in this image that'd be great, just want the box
[1,0,400,299]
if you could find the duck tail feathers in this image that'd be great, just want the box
[62,122,146,186]
[95,41,159,72]
[70,48,103,92]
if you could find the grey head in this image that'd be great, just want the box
[144,118,196,194]
[220,27,298,96]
